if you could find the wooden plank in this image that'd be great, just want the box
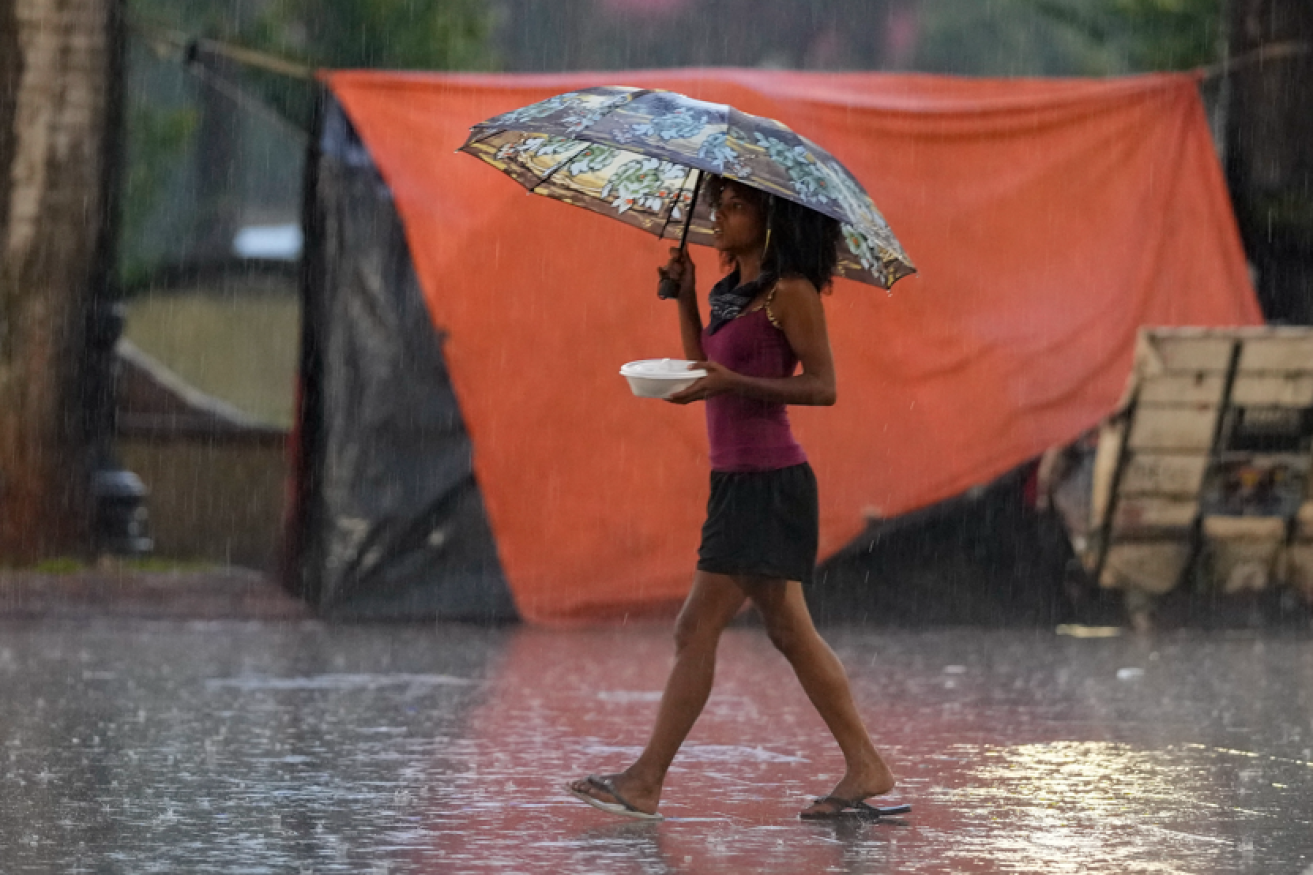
[1146,335,1234,372]
[1119,453,1209,496]
[1205,536,1282,593]
[1137,373,1226,405]
[1236,335,1313,371]
[1297,502,1313,540]
[1091,420,1123,528]
[1230,375,1313,407]
[1127,405,1219,450]
[1287,545,1313,599]
[1202,515,1287,540]
[1112,497,1197,531]
[1101,543,1190,594]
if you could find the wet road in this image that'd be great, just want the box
[1,620,1310,873]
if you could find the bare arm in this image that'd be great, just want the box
[660,247,705,361]
[678,294,706,361]
[668,277,836,407]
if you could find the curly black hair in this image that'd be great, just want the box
[705,174,841,292]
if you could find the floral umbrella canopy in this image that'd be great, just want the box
[458,86,916,289]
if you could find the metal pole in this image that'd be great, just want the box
[657,170,704,299]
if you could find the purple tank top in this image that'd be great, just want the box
[702,307,808,472]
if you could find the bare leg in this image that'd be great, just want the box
[569,571,746,814]
[743,577,895,813]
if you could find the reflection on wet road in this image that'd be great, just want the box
[0,620,1309,873]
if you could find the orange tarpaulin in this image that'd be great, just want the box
[325,69,1262,623]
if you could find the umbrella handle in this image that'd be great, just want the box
[656,274,682,300]
[657,171,705,300]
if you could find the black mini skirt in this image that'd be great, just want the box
[696,462,819,584]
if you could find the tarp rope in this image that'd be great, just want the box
[128,19,316,81]
[129,21,312,142]
[1198,40,1310,82]
[127,16,1307,89]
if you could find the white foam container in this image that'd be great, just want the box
[619,358,707,398]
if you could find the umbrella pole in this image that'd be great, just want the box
[657,170,704,300]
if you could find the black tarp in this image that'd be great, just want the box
[286,95,517,622]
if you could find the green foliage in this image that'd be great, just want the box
[915,0,1222,76]
[125,0,498,129]
[1025,0,1223,71]
[128,0,262,44]
[256,0,497,71]
[31,557,86,573]
[117,0,500,285]
[128,0,497,72]
[120,103,198,286]
[244,0,499,124]
[916,0,1126,76]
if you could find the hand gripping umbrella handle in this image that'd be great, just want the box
[658,171,705,300]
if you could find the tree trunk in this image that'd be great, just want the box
[1225,0,1313,324]
[0,0,119,562]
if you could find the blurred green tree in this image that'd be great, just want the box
[1026,0,1223,70]
[127,0,498,125]
[129,0,496,70]
[913,0,1221,76]
[257,0,496,71]
[120,0,498,271]
[915,0,1123,76]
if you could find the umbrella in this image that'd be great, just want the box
[457,86,915,291]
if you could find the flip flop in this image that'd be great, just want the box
[799,795,912,820]
[565,775,664,821]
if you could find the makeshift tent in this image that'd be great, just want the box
[289,69,1262,623]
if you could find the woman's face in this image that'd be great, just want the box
[711,182,766,256]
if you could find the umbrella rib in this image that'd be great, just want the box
[461,127,504,151]
[461,129,579,193]
[529,141,600,196]
[656,168,701,243]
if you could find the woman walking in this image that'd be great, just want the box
[568,176,900,821]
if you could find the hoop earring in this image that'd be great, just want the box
[763,226,772,258]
